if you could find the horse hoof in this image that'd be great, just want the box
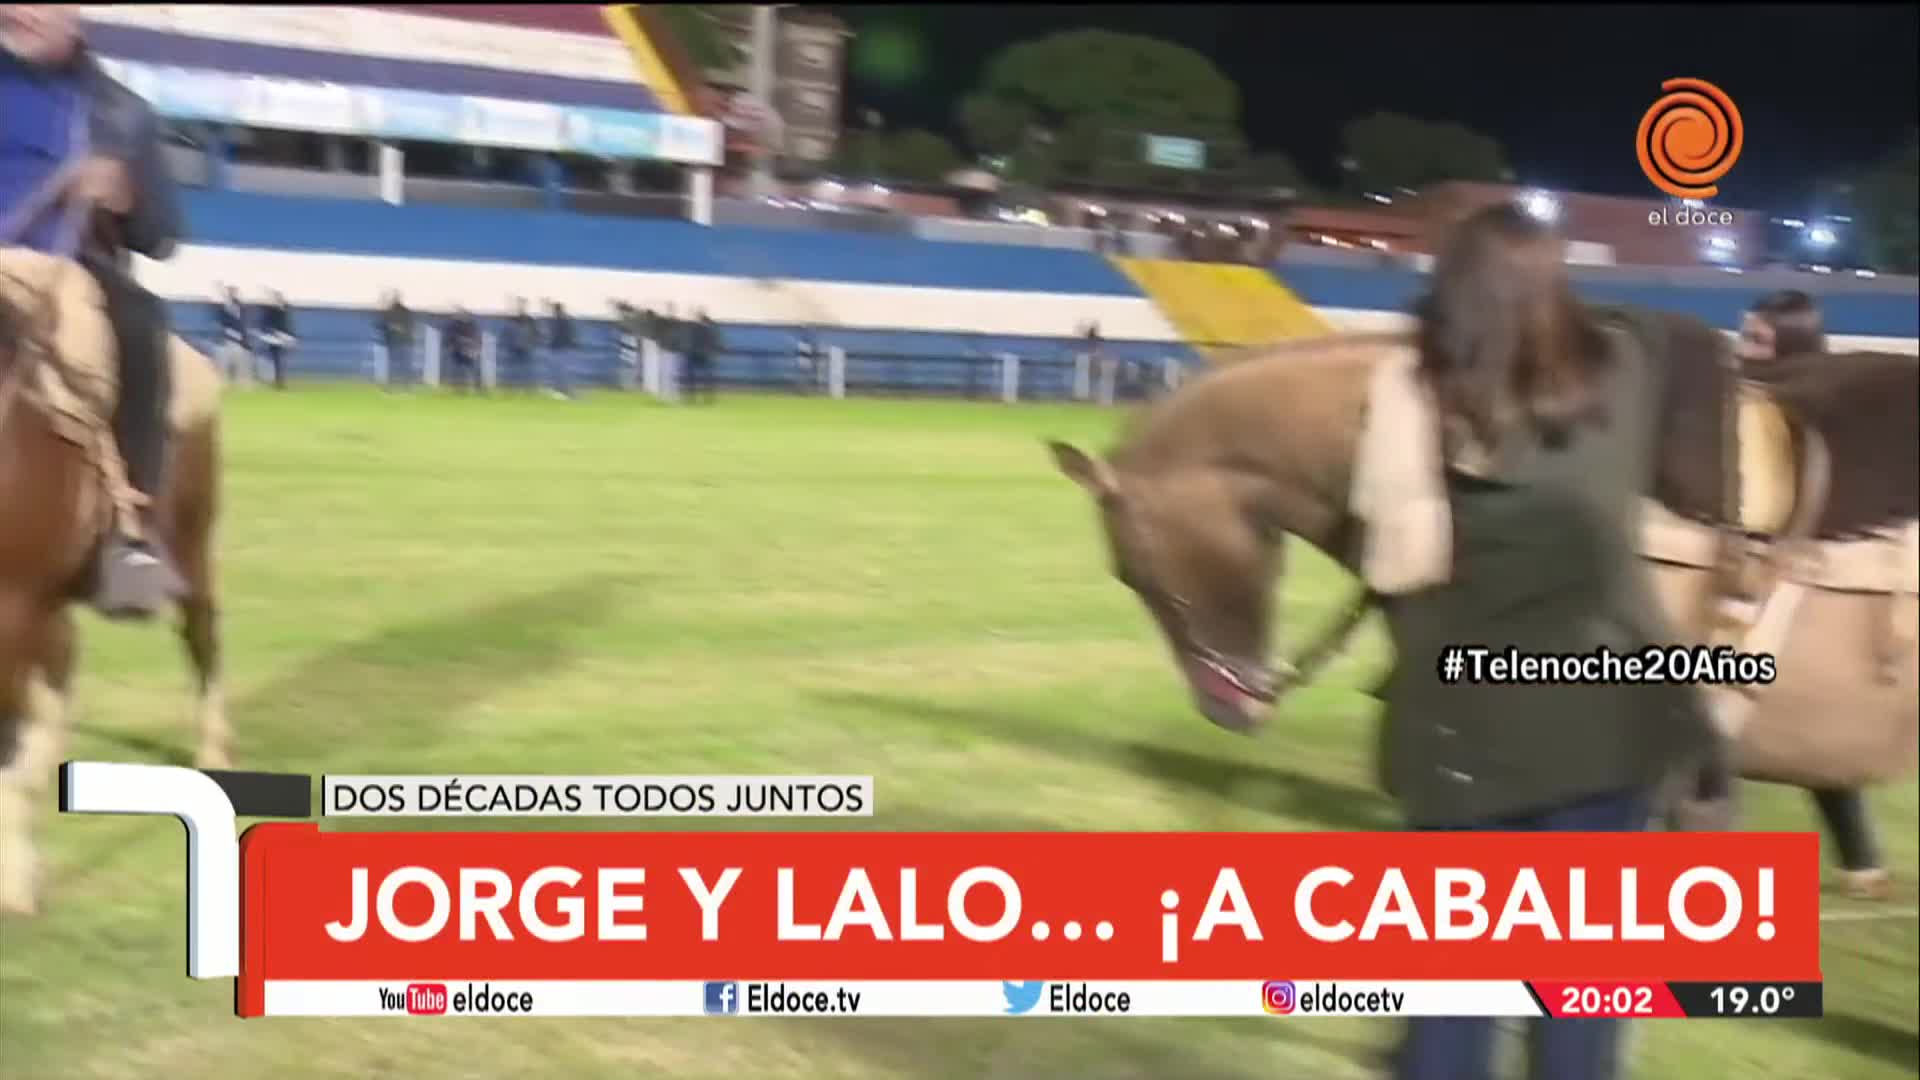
[1841,868,1894,901]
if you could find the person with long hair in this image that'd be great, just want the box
[1378,203,1716,1080]
[1734,288,1891,900]
[1737,288,1824,363]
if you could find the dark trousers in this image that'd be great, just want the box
[80,255,170,499]
[1397,788,1645,1080]
[267,345,288,389]
[686,355,716,402]
[450,355,479,392]
[1697,758,1879,871]
[1810,788,1880,871]
[504,349,532,390]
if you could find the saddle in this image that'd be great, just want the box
[1639,351,1919,752]
[0,248,223,543]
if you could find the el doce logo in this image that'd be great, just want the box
[1637,78,1744,199]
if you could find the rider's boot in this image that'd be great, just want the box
[92,270,184,620]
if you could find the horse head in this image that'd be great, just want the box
[1050,438,1283,732]
[1047,336,1388,734]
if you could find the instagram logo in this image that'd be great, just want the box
[1262,980,1297,1015]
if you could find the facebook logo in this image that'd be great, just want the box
[703,981,739,1015]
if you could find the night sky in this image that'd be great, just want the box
[827,4,1919,212]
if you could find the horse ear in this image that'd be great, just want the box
[1048,440,1118,500]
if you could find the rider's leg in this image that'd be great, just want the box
[81,255,183,619]
[1809,787,1890,898]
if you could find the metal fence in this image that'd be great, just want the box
[183,321,1196,406]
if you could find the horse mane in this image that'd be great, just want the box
[1109,332,1400,470]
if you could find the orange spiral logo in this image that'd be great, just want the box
[1637,78,1743,199]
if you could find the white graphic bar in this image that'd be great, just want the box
[321,775,875,817]
[260,980,1545,1018]
[59,763,239,979]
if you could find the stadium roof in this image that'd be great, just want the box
[359,4,624,38]
[86,20,662,114]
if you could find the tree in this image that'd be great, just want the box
[652,5,748,74]
[883,129,963,184]
[1858,129,1919,273]
[1237,151,1310,198]
[957,29,1247,189]
[1339,111,1510,195]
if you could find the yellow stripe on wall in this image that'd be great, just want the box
[601,5,693,116]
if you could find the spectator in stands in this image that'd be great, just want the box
[687,309,721,404]
[3,5,187,616]
[216,285,254,386]
[506,297,537,392]
[445,306,481,394]
[1729,289,1890,900]
[378,291,414,390]
[260,289,295,390]
[544,299,576,400]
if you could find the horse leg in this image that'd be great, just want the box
[180,593,228,770]
[0,594,51,915]
[16,610,74,794]
[168,423,230,770]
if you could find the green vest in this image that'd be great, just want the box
[1377,312,1715,826]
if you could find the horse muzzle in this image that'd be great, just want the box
[1184,649,1278,733]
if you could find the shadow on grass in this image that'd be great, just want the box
[1808,1011,1920,1073]
[813,689,1393,831]
[72,573,636,804]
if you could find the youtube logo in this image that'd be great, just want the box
[406,983,449,1015]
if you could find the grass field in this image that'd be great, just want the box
[0,388,1914,1080]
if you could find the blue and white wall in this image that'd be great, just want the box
[139,193,1184,342]
[141,193,1918,359]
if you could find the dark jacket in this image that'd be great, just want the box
[264,301,294,341]
[0,48,183,262]
[689,319,721,362]
[380,303,413,349]
[1376,309,1715,827]
[548,310,575,349]
[218,298,249,346]
[447,314,480,361]
[507,313,537,356]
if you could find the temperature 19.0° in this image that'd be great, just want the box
[1667,981,1823,1018]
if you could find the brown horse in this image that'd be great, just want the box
[0,261,228,916]
[1049,311,1917,825]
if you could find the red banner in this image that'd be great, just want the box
[238,825,1820,1017]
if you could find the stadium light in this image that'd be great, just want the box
[1522,190,1559,223]
[1806,225,1837,248]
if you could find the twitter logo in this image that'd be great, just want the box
[1002,980,1044,1015]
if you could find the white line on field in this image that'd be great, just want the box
[1820,906,1919,923]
